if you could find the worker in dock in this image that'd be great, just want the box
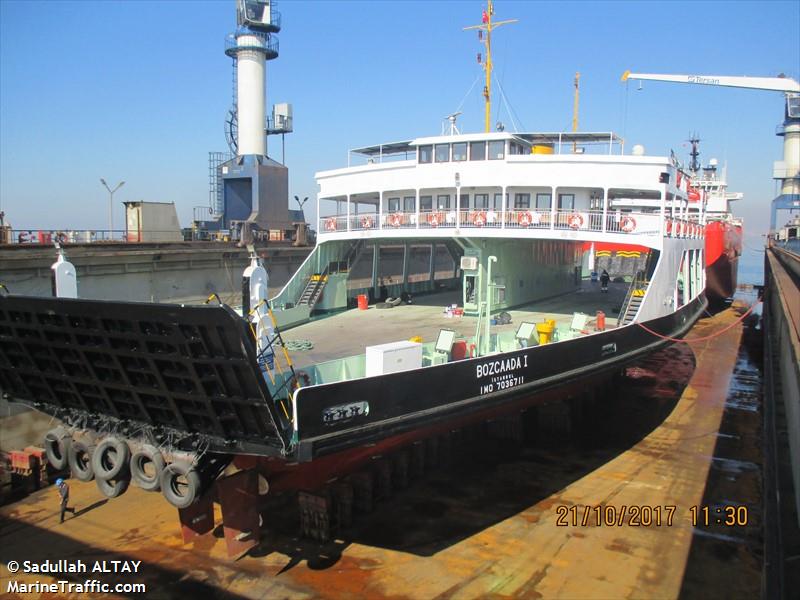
[55,478,76,523]
[600,269,610,293]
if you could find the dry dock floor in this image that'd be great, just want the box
[0,303,761,599]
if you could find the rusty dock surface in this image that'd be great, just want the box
[0,304,762,599]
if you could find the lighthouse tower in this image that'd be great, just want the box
[215,0,295,239]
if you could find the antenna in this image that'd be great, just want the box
[442,112,463,136]
[464,1,518,133]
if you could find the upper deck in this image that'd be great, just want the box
[315,132,705,248]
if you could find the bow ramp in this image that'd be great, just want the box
[0,295,292,457]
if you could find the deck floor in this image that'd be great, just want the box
[281,281,627,369]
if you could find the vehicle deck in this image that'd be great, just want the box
[281,281,627,370]
[0,302,762,598]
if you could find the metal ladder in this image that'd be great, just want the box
[620,270,649,325]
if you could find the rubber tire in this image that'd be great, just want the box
[130,445,165,492]
[91,437,131,480]
[95,475,130,499]
[44,427,72,470]
[68,440,96,482]
[160,461,201,510]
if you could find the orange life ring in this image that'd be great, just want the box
[472,211,487,227]
[519,211,533,227]
[620,216,636,233]
[665,220,672,236]
[427,212,441,227]
[568,213,584,230]
[360,215,374,229]
[325,217,337,231]
[388,213,402,228]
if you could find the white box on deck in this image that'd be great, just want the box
[365,341,423,377]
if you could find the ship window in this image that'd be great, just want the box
[460,193,469,209]
[435,144,450,162]
[474,193,489,208]
[788,96,800,118]
[514,193,530,209]
[488,140,505,160]
[470,141,486,161]
[536,193,552,209]
[493,193,504,210]
[418,145,433,164]
[453,143,467,161]
[437,194,451,209]
[403,196,416,211]
[558,193,575,210]
[388,197,400,212]
[420,195,433,211]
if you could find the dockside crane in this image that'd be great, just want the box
[621,71,800,231]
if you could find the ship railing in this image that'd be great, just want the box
[2,229,166,245]
[317,210,703,238]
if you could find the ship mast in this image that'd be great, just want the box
[572,72,580,152]
[464,1,517,133]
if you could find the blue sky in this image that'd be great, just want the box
[1,0,798,258]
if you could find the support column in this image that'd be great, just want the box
[415,189,420,230]
[346,194,351,231]
[601,187,608,233]
[501,186,507,229]
[378,191,383,230]
[402,241,410,287]
[550,186,557,230]
[660,187,667,237]
[372,241,379,294]
[429,242,436,288]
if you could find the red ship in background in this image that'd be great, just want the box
[687,137,743,304]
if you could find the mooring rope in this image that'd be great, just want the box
[635,300,761,344]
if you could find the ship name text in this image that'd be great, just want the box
[476,355,528,379]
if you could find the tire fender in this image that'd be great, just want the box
[44,427,72,470]
[68,439,97,482]
[130,445,166,492]
[160,460,202,510]
[91,437,131,480]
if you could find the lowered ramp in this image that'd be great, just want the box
[0,295,292,457]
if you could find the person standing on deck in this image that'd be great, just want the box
[600,270,610,293]
[56,478,76,523]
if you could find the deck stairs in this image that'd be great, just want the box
[620,270,649,325]
[297,266,329,310]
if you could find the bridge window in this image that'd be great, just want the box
[488,140,505,160]
[388,197,400,212]
[493,193,504,209]
[514,193,530,209]
[403,196,416,211]
[435,144,450,162]
[453,143,467,161]
[460,193,469,209]
[474,193,489,208]
[536,193,552,209]
[558,193,575,210]
[420,195,433,211]
[418,145,433,164]
[470,141,486,161]
[437,194,451,209]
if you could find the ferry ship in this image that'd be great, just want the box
[0,1,707,525]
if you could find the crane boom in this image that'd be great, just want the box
[621,71,800,94]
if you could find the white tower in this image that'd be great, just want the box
[225,0,280,157]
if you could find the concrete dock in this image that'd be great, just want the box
[0,303,762,598]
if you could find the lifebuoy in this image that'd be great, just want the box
[519,211,533,227]
[360,215,374,229]
[427,212,441,227]
[472,211,487,227]
[620,216,636,233]
[325,217,337,231]
[388,213,402,228]
[296,370,312,387]
[666,220,672,236]
[568,213,584,230]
